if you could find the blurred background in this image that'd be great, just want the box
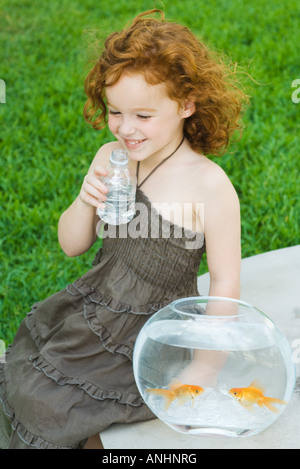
[0,0,299,343]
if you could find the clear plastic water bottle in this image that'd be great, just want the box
[97,149,136,225]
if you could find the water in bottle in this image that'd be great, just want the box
[97,149,136,225]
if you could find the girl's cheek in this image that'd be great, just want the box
[108,117,117,135]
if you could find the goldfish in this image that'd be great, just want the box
[146,379,204,410]
[229,380,286,413]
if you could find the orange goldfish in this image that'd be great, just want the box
[146,379,204,410]
[229,380,286,413]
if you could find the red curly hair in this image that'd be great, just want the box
[84,10,248,156]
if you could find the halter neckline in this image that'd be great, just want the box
[136,136,185,189]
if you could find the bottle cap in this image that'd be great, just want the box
[110,149,128,166]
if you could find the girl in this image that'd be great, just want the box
[0,10,247,449]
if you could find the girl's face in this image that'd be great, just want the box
[105,72,192,163]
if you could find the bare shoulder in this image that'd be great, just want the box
[192,155,239,204]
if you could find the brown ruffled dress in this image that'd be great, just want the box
[0,189,205,449]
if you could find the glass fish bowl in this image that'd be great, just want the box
[133,297,296,438]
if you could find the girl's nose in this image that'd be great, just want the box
[118,117,136,136]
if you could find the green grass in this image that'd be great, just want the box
[0,0,299,345]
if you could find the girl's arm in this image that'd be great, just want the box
[203,165,241,300]
[58,143,115,257]
[177,166,241,387]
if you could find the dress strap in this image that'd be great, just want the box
[136,136,185,189]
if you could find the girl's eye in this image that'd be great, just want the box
[108,110,151,120]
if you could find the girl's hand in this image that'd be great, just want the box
[78,166,109,209]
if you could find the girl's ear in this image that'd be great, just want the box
[181,100,196,118]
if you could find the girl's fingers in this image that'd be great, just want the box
[87,174,109,194]
[78,189,102,208]
[79,166,109,209]
[85,169,109,193]
[93,165,108,178]
[83,182,106,201]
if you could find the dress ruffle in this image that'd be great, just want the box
[67,279,165,315]
[0,356,75,449]
[30,352,142,407]
[84,303,134,360]
[24,299,147,406]
[1,299,152,448]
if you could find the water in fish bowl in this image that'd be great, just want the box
[133,297,296,438]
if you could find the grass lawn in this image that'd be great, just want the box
[0,0,299,345]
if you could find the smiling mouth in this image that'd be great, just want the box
[123,138,146,148]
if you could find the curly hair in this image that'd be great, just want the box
[83,10,249,156]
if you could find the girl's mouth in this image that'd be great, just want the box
[123,138,146,150]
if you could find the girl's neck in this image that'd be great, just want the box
[136,136,185,189]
